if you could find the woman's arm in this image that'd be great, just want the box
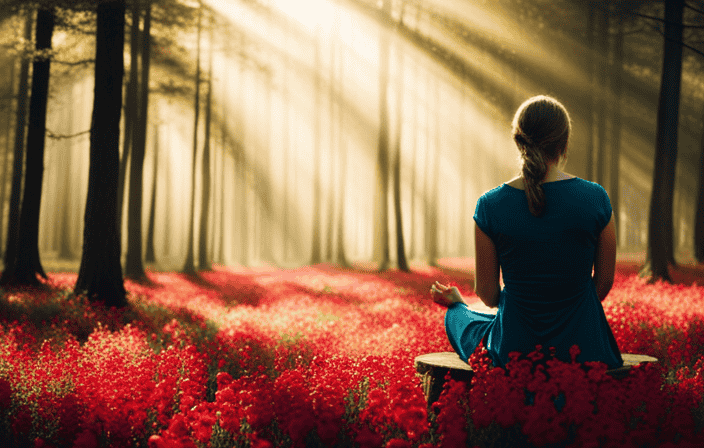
[593,213,616,301]
[474,223,501,307]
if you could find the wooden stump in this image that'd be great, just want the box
[414,352,658,409]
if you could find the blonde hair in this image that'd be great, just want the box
[512,95,571,217]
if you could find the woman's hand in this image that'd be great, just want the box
[430,281,463,307]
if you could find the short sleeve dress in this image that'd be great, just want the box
[444,177,623,369]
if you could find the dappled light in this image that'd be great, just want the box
[1,0,704,446]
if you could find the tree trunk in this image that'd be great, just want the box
[125,1,151,280]
[310,27,323,265]
[4,7,55,286]
[182,1,202,275]
[393,38,409,272]
[595,4,609,187]
[374,0,391,271]
[408,60,418,259]
[145,124,158,264]
[585,1,596,181]
[336,32,348,267]
[117,0,142,234]
[2,11,32,273]
[694,103,704,262]
[640,0,684,283]
[610,5,623,247]
[74,0,127,306]
[325,23,337,262]
[427,78,441,266]
[0,53,16,258]
[198,21,213,271]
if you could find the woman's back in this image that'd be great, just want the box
[473,177,623,368]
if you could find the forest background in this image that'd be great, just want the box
[0,0,704,307]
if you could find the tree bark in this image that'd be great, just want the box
[145,124,158,264]
[310,27,323,265]
[374,0,391,271]
[117,0,142,235]
[0,51,16,259]
[610,4,624,247]
[198,20,213,271]
[694,102,704,262]
[125,0,151,280]
[393,37,409,272]
[74,0,127,306]
[182,1,202,275]
[325,22,337,262]
[336,31,348,267]
[595,4,609,187]
[4,7,55,286]
[640,0,684,283]
[427,78,441,266]
[585,1,596,181]
[2,11,32,273]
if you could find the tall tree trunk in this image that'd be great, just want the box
[393,39,409,272]
[58,100,74,260]
[595,4,609,187]
[5,7,55,285]
[183,1,202,275]
[336,33,348,267]
[695,101,704,262]
[2,11,32,272]
[408,59,418,259]
[585,1,596,181]
[458,88,468,256]
[74,0,127,306]
[640,0,684,283]
[610,5,623,247]
[145,124,158,264]
[374,0,391,271]
[238,36,248,266]
[198,21,213,271]
[310,27,323,265]
[427,78,440,266]
[217,78,228,264]
[117,0,141,235]
[325,22,337,262]
[125,1,151,280]
[0,54,16,258]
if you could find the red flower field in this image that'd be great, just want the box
[0,261,702,447]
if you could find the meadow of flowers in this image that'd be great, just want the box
[0,261,703,448]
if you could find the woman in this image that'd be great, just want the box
[431,95,622,369]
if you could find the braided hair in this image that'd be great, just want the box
[512,95,571,217]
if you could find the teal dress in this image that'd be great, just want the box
[445,177,623,369]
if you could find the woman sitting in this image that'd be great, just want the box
[431,95,622,369]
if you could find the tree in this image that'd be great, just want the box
[116,0,142,232]
[392,25,409,272]
[639,0,685,283]
[2,10,31,274]
[373,0,391,271]
[144,122,158,264]
[124,0,152,280]
[1,6,55,286]
[182,0,202,275]
[74,0,127,306]
[310,25,323,265]
[695,104,704,262]
[0,56,15,258]
[197,17,213,271]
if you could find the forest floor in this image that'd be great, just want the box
[28,251,704,287]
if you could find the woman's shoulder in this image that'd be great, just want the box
[503,172,577,190]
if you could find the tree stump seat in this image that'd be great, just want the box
[414,352,659,409]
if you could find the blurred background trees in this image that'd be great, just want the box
[0,0,704,302]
